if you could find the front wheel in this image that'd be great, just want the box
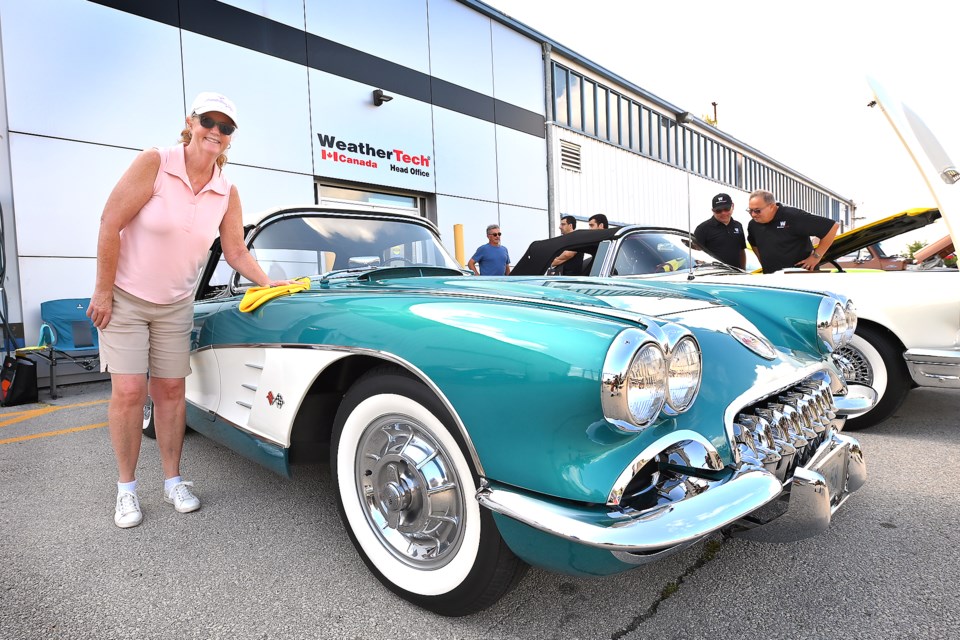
[331,366,526,616]
[836,325,910,430]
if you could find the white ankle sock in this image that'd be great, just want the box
[164,476,183,493]
[118,480,137,495]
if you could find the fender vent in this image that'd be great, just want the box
[560,140,581,172]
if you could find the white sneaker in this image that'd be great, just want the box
[164,481,200,513]
[114,491,143,528]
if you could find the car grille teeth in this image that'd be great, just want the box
[734,376,836,476]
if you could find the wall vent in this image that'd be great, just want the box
[560,140,582,172]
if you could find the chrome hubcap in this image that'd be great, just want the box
[356,415,465,568]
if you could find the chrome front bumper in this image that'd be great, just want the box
[477,431,865,557]
[478,371,869,560]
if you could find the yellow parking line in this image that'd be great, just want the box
[0,399,109,429]
[0,422,108,444]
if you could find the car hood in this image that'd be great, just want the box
[821,206,940,262]
[337,271,730,319]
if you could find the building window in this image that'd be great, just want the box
[553,65,568,126]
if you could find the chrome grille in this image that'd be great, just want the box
[733,376,836,482]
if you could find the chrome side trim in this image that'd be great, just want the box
[904,348,960,388]
[478,467,781,552]
[191,342,485,476]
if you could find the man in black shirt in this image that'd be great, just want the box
[693,193,746,268]
[746,189,839,273]
[550,215,585,275]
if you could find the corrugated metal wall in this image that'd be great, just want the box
[552,128,750,231]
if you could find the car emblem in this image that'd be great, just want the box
[266,391,284,408]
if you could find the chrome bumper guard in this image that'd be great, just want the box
[477,373,868,557]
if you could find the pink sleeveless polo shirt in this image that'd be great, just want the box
[115,144,232,304]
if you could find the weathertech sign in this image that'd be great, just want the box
[317,134,431,177]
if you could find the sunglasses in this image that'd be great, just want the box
[746,207,765,214]
[488,232,502,236]
[198,114,236,136]
[714,207,732,213]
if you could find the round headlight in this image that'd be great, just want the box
[843,300,857,343]
[666,336,701,412]
[625,343,667,426]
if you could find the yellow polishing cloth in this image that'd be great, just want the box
[239,277,311,312]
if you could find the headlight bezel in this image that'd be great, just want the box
[817,293,857,352]
[601,325,702,432]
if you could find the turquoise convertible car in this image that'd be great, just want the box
[168,206,873,615]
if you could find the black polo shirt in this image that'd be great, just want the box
[559,251,584,276]
[693,216,746,268]
[747,204,836,273]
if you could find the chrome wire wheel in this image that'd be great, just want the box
[356,415,465,569]
[837,343,874,387]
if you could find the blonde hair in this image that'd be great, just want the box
[180,115,228,171]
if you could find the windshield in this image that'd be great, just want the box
[208,213,462,288]
[611,230,744,275]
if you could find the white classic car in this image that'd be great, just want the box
[513,79,959,431]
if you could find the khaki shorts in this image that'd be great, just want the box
[98,286,194,377]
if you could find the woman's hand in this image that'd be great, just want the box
[87,289,114,330]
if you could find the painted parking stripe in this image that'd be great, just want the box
[0,399,109,429]
[0,422,108,445]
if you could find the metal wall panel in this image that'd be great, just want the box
[226,165,317,223]
[0,0,183,150]
[427,0,493,96]
[182,33,313,175]
[496,125,548,209]
[9,135,135,258]
[433,108,498,202]
[491,20,545,116]
[305,0,430,74]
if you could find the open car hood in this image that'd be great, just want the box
[868,77,960,250]
[821,206,941,263]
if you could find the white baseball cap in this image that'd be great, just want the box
[190,92,238,127]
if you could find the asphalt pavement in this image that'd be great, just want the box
[1,382,957,640]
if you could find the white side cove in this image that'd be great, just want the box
[186,347,350,447]
[550,128,750,229]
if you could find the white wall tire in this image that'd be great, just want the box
[331,366,526,616]
[142,396,156,439]
[837,325,910,430]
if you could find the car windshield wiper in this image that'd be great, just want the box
[689,260,744,274]
[319,266,379,282]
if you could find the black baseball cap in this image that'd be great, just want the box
[712,193,733,211]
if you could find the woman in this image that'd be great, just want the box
[88,92,288,528]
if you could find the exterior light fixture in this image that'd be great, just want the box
[373,89,393,106]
